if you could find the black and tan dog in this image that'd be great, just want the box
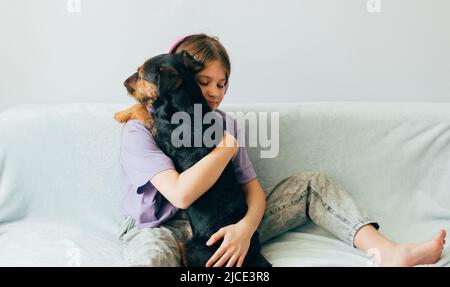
[114,66,157,132]
[115,51,271,267]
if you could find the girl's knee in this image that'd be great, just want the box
[123,226,182,267]
[125,250,180,267]
[291,171,335,182]
[291,171,340,194]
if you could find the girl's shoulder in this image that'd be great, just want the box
[121,119,158,148]
[215,109,240,136]
[215,108,237,124]
[122,119,151,134]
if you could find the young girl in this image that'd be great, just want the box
[118,33,446,267]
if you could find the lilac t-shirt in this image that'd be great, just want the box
[119,108,257,229]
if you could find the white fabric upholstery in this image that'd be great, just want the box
[0,102,449,266]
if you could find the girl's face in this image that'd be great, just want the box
[195,60,227,111]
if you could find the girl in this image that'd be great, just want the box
[118,33,446,267]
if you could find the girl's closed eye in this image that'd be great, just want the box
[198,81,225,89]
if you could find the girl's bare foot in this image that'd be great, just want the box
[368,229,447,267]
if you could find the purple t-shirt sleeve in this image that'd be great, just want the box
[119,120,175,192]
[224,111,257,185]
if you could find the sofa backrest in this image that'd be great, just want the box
[1,103,449,241]
[224,103,450,242]
[0,104,126,233]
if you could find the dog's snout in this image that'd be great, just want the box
[124,72,138,88]
[123,76,136,95]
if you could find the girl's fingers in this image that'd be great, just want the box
[206,228,225,246]
[213,250,234,267]
[236,256,245,267]
[226,254,240,267]
[206,246,226,267]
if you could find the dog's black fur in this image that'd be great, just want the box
[140,51,271,267]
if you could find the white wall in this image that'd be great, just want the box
[1,0,449,112]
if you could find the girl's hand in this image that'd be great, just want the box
[205,221,254,267]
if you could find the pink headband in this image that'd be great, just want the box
[168,34,195,54]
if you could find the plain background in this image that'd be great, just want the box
[1,0,449,112]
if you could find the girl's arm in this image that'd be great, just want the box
[239,178,266,234]
[204,178,266,267]
[150,130,238,209]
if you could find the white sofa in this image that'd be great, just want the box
[0,102,449,267]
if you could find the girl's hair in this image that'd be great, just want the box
[173,34,231,85]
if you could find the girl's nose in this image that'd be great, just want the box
[206,94,219,102]
[207,86,220,97]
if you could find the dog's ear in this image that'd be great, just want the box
[159,64,183,90]
[159,65,178,76]
[180,50,203,73]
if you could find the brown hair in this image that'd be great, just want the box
[173,34,231,85]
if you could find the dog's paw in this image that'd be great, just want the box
[114,110,132,123]
[114,104,154,130]
[130,104,154,130]
[142,117,154,130]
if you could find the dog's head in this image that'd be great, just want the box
[124,51,203,107]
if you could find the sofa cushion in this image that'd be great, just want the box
[0,102,449,266]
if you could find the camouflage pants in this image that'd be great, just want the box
[117,171,379,266]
